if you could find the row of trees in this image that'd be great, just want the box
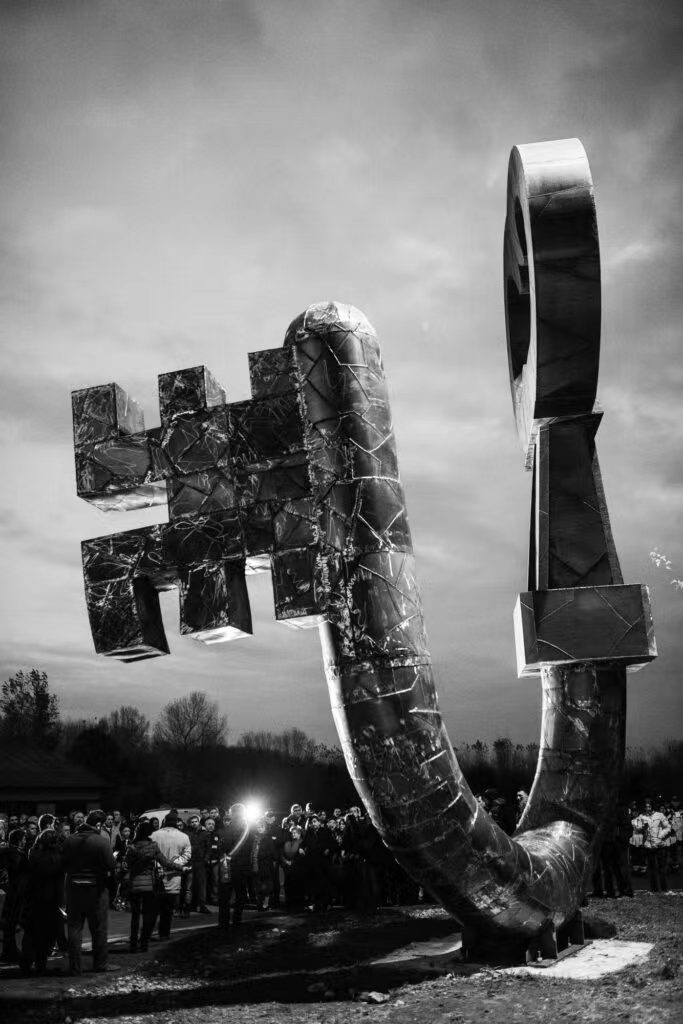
[0,670,352,810]
[0,671,228,754]
[2,670,681,812]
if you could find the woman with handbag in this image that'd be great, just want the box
[123,821,177,953]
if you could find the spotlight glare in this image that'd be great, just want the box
[244,800,262,824]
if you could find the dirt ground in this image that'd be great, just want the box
[3,894,681,1024]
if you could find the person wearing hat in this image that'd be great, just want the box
[217,803,253,929]
[150,811,191,940]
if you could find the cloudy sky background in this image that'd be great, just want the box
[1,0,681,751]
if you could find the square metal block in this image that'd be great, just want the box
[72,382,145,445]
[514,584,657,677]
[248,347,297,398]
[271,547,324,628]
[158,366,226,424]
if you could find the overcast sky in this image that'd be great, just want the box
[1,0,681,752]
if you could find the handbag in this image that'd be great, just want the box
[152,859,166,893]
[218,854,231,884]
[54,906,67,951]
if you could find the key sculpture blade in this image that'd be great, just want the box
[73,138,655,957]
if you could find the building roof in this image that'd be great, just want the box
[0,744,106,792]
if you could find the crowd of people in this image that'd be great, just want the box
[0,792,680,976]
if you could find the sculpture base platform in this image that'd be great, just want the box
[372,933,653,979]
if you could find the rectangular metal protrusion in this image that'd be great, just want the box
[514,584,657,677]
[72,383,145,445]
[158,366,226,424]
[271,547,324,629]
[248,347,297,398]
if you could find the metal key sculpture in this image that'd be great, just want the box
[73,138,655,958]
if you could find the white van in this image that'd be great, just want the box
[138,807,201,826]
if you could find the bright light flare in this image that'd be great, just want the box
[243,800,263,824]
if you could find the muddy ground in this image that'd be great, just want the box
[3,894,681,1023]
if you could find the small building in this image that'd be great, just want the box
[0,745,106,816]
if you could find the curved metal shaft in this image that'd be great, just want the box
[286,301,601,941]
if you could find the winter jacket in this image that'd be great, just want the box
[187,827,210,864]
[281,835,304,866]
[302,827,331,865]
[114,834,132,859]
[636,811,673,849]
[1,845,28,916]
[250,833,278,876]
[150,826,191,894]
[22,841,63,927]
[221,822,252,871]
[205,831,223,865]
[123,838,177,894]
[61,825,115,889]
[281,813,304,834]
[101,825,120,849]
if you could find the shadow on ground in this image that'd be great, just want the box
[0,907,475,1018]
[2,899,679,1023]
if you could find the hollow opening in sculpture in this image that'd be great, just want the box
[506,276,531,383]
[506,198,531,384]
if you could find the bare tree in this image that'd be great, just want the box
[279,727,316,761]
[105,705,150,752]
[236,726,318,761]
[153,691,228,752]
[0,669,60,748]
[237,729,277,752]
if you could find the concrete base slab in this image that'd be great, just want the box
[371,934,653,980]
[504,939,654,979]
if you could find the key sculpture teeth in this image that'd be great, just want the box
[73,138,655,959]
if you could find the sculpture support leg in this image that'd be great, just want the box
[518,664,626,839]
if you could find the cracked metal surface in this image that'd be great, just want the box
[293,301,594,944]
[505,139,656,934]
[504,138,601,466]
[73,350,318,656]
[514,585,656,676]
[73,137,656,947]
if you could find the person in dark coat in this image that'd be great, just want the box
[217,804,252,929]
[113,825,132,859]
[281,803,304,834]
[302,815,332,912]
[0,829,28,963]
[113,825,133,908]
[204,818,222,905]
[123,821,178,952]
[24,820,39,854]
[186,815,211,915]
[250,819,278,911]
[61,809,116,975]
[597,805,635,898]
[281,825,307,911]
[19,829,63,975]
[263,810,283,907]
